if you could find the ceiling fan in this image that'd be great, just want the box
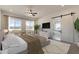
[25,8,37,16]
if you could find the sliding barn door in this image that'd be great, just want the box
[61,15,74,43]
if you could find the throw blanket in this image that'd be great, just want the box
[32,35,50,47]
[16,32,44,54]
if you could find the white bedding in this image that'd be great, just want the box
[1,33,28,54]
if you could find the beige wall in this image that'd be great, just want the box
[0,10,1,30]
[21,20,26,31]
[1,15,8,29]
[34,20,38,25]
[0,10,2,48]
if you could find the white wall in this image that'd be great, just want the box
[38,7,79,43]
[38,17,53,38]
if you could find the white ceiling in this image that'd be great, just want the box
[0,5,78,19]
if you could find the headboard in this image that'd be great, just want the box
[0,30,4,49]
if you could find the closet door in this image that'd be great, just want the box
[62,15,74,43]
[53,17,62,41]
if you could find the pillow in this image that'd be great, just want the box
[2,33,27,50]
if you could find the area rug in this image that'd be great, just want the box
[42,40,70,54]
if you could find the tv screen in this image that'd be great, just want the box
[42,22,50,28]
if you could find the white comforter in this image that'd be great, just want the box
[1,33,28,54]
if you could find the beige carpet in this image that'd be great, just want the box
[42,40,70,54]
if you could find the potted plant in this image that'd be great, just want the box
[74,18,79,32]
[34,24,40,34]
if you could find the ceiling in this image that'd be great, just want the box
[0,5,78,19]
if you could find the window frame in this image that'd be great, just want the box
[8,17,22,31]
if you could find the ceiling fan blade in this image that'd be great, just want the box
[25,8,37,16]
[30,9,32,12]
[32,14,35,16]
[30,12,37,15]
[33,13,37,14]
[31,13,35,16]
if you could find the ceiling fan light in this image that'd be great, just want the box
[25,8,37,17]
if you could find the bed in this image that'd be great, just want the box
[1,31,79,54]
[1,32,46,54]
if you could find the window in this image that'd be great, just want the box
[53,18,61,31]
[53,17,62,41]
[8,17,21,31]
[26,20,34,31]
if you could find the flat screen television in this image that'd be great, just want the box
[42,22,50,29]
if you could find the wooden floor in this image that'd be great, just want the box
[61,41,79,54]
[68,44,79,54]
[50,40,79,54]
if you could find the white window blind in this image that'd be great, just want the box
[8,17,21,31]
[26,20,34,31]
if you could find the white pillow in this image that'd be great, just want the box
[2,33,28,54]
[2,33,27,50]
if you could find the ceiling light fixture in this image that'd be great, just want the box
[25,7,37,17]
